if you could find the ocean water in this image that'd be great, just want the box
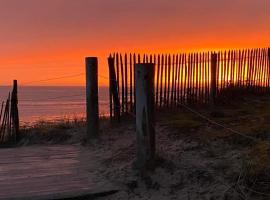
[0,86,109,124]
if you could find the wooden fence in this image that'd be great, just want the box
[0,80,19,146]
[108,48,270,120]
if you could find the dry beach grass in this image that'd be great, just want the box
[17,95,270,200]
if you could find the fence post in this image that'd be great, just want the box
[11,80,19,143]
[108,56,121,122]
[134,63,156,171]
[210,53,217,104]
[268,48,270,90]
[85,57,99,138]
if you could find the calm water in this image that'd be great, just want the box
[0,86,109,124]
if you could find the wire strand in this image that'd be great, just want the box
[22,73,85,85]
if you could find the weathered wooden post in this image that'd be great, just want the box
[268,48,270,62]
[11,80,19,143]
[85,57,99,138]
[134,63,156,171]
[210,53,217,104]
[268,48,270,90]
[108,56,121,122]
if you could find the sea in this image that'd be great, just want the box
[0,86,109,124]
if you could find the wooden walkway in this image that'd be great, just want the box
[0,145,118,200]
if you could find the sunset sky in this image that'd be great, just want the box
[0,0,269,86]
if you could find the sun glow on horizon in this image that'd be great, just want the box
[0,0,269,86]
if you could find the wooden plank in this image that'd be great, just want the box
[0,146,118,200]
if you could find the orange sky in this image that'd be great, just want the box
[0,0,269,86]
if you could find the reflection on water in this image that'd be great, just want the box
[0,86,109,123]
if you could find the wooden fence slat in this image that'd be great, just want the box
[211,53,217,104]
[164,55,168,106]
[108,56,120,121]
[184,54,188,104]
[124,54,128,113]
[160,55,164,108]
[254,49,260,92]
[178,54,182,103]
[120,54,125,114]
[191,54,195,104]
[267,48,270,90]
[247,49,252,88]
[108,48,270,121]
[171,55,175,107]
[263,48,266,91]
[133,54,137,113]
[0,102,4,127]
[250,49,255,91]
[175,54,179,106]
[262,49,266,91]
[243,49,247,88]
[203,53,207,103]
[207,52,211,102]
[156,55,160,106]
[130,53,133,112]
[238,50,243,87]
[198,53,203,103]
[195,53,198,103]
[116,53,120,100]
[11,80,19,142]
[109,56,113,120]
[230,51,235,88]
[167,55,171,107]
